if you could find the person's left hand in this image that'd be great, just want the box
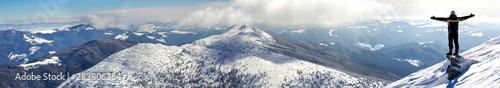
[470,13,475,17]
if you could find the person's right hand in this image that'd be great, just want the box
[431,16,436,19]
[470,13,475,17]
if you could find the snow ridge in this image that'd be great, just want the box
[60,24,384,87]
[23,34,53,45]
[19,56,61,71]
[386,35,500,88]
[211,24,275,45]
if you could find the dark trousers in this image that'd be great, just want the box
[448,33,459,53]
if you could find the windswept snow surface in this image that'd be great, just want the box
[386,35,500,88]
[60,25,385,87]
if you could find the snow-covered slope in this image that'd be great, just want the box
[0,24,225,65]
[0,39,137,88]
[386,35,500,88]
[60,24,386,87]
[265,19,500,77]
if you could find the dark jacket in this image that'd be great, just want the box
[431,14,474,34]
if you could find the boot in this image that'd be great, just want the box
[446,52,452,56]
[453,52,461,57]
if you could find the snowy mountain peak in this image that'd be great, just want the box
[60,25,385,87]
[192,24,275,46]
[226,24,275,43]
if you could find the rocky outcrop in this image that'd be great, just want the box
[445,55,480,80]
[445,56,462,80]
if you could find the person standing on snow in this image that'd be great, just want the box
[430,11,474,57]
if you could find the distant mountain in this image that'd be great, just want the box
[377,41,448,69]
[1,30,52,65]
[263,20,500,76]
[3,19,497,69]
[269,36,406,80]
[0,39,136,88]
[2,19,497,87]
[265,20,500,52]
[386,35,500,87]
[60,25,396,87]
[0,24,225,65]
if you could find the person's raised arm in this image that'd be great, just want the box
[431,16,449,22]
[459,13,475,21]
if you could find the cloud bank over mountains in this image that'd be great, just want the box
[3,0,500,28]
[176,0,500,27]
[177,0,395,27]
[80,14,119,29]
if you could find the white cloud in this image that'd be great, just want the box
[4,0,500,28]
[88,3,226,25]
[178,0,500,27]
[75,3,226,29]
[178,0,395,27]
[0,3,221,26]
[80,14,119,29]
[389,0,500,23]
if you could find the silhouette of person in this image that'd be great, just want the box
[431,11,474,56]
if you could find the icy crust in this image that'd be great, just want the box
[386,36,500,88]
[60,25,385,87]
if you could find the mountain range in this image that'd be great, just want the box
[0,19,499,87]
[0,24,225,65]
[60,24,393,87]
[0,39,136,88]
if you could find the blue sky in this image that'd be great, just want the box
[0,0,230,20]
[1,0,499,27]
